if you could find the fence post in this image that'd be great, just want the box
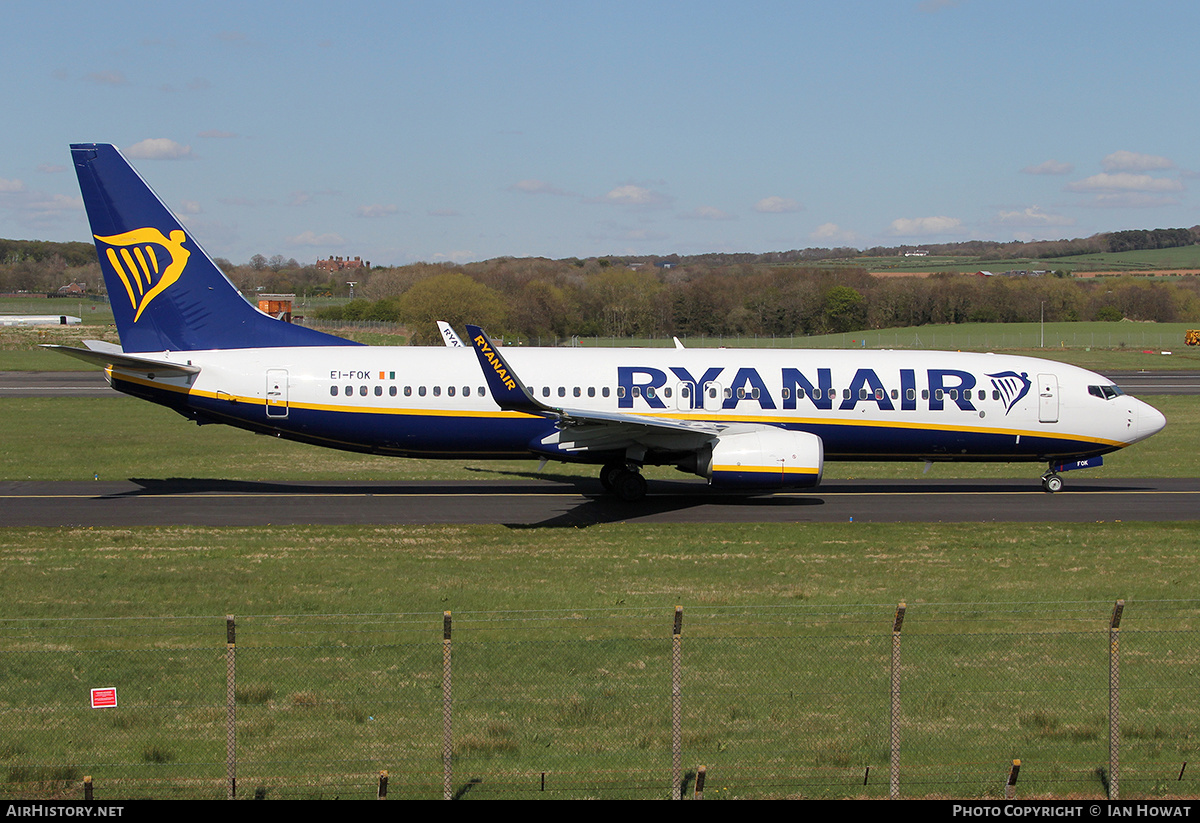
[225,615,236,800]
[378,770,388,800]
[671,605,683,800]
[1109,600,1124,800]
[695,764,706,800]
[890,602,906,800]
[1006,759,1020,799]
[443,611,453,801]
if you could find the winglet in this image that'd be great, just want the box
[464,325,547,414]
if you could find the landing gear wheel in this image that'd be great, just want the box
[1042,474,1063,493]
[611,469,648,502]
[599,463,624,491]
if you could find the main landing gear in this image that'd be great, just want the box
[600,462,648,502]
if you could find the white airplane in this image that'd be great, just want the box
[2,315,82,326]
[50,143,1166,501]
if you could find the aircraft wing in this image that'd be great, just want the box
[463,324,720,456]
[42,343,201,376]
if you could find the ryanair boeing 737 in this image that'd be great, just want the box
[51,143,1166,501]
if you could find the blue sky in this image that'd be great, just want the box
[3,0,1199,266]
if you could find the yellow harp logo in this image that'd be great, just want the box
[95,228,190,322]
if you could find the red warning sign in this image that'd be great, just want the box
[90,687,117,708]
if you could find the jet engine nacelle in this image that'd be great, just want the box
[698,428,824,489]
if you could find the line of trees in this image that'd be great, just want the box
[315,261,1200,344]
[4,232,1200,343]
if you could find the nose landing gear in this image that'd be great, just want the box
[1041,471,1063,493]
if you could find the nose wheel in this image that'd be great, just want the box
[1041,472,1063,493]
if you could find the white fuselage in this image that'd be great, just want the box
[107,345,1165,465]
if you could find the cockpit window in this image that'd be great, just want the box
[1088,384,1124,400]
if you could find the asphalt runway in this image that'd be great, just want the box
[2,369,1198,398]
[2,477,1197,527]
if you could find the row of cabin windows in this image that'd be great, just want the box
[330,385,487,398]
[328,383,1013,403]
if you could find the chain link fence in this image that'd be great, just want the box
[2,602,1196,800]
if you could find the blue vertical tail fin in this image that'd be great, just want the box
[71,143,359,352]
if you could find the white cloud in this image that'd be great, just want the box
[86,70,127,86]
[754,196,802,213]
[0,178,26,193]
[356,204,398,218]
[1065,173,1182,193]
[681,205,734,220]
[994,206,1074,228]
[37,164,66,174]
[179,200,202,215]
[288,231,345,247]
[1021,160,1073,175]
[125,138,193,160]
[810,222,858,244]
[888,216,963,236]
[1102,151,1174,172]
[601,184,671,207]
[199,130,238,139]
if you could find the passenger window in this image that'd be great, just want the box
[573,387,581,397]
[330,386,339,396]
[433,386,441,397]
[390,386,397,397]
[588,387,595,398]
[418,386,426,397]
[359,385,367,396]
[374,386,382,396]
[447,386,456,397]
[558,387,566,397]
[404,386,412,397]
[603,387,611,398]
[345,385,352,396]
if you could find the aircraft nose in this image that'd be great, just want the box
[1137,400,1167,441]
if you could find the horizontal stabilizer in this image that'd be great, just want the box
[42,344,200,376]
